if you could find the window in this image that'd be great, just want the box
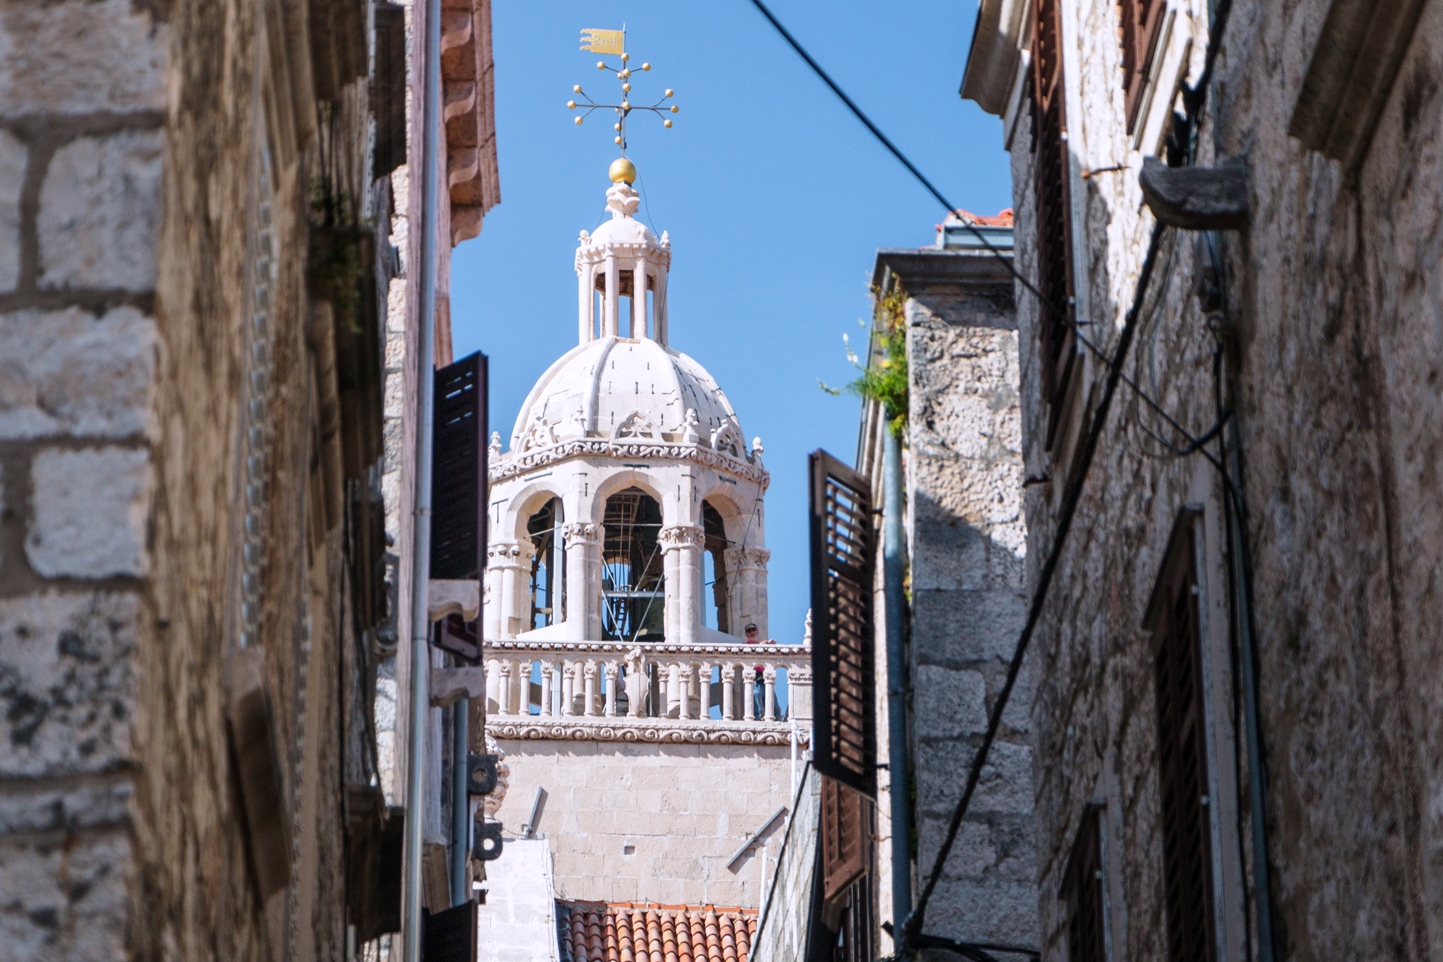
[527,498,563,629]
[1147,512,1217,962]
[1030,0,1077,445]
[1119,0,1167,132]
[702,501,731,633]
[600,488,665,641]
[431,351,488,662]
[1063,804,1108,962]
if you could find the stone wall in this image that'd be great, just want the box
[489,739,798,909]
[863,248,1038,951]
[0,0,393,956]
[965,0,1443,960]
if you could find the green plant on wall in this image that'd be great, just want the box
[821,281,908,437]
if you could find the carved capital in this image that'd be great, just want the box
[560,521,601,546]
[787,665,813,685]
[487,541,534,569]
[724,546,771,571]
[659,525,705,551]
[762,666,778,684]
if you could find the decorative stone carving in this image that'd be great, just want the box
[560,521,601,545]
[724,545,771,571]
[489,431,502,461]
[487,541,534,569]
[658,525,705,551]
[486,718,810,747]
[612,409,660,441]
[568,404,588,438]
[711,421,744,458]
[518,411,559,452]
[482,731,510,817]
[489,437,770,487]
[681,408,700,445]
[751,436,764,467]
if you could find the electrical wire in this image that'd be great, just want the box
[744,0,1058,316]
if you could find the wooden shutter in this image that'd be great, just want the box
[372,4,408,177]
[1031,0,1077,446]
[1146,511,1217,962]
[809,450,877,798]
[1062,804,1108,962]
[422,899,478,962]
[432,352,487,661]
[820,775,869,902]
[1119,0,1167,132]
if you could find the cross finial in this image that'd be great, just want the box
[567,28,679,177]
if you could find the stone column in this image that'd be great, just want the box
[488,541,534,639]
[786,663,813,724]
[561,522,602,640]
[578,262,593,343]
[603,253,620,337]
[583,661,598,717]
[632,263,649,337]
[724,546,771,638]
[722,664,736,720]
[602,663,618,716]
[539,662,554,716]
[660,525,705,645]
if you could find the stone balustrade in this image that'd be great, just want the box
[482,639,812,747]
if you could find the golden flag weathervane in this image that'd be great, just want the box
[568,27,679,172]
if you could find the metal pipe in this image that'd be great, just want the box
[883,425,913,924]
[449,700,470,904]
[399,0,442,945]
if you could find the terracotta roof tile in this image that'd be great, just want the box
[557,902,759,962]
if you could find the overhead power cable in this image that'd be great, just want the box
[745,0,1054,313]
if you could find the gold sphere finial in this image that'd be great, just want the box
[609,157,637,184]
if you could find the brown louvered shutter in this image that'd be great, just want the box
[1119,0,1167,132]
[1147,511,1217,962]
[431,352,487,662]
[820,775,869,902]
[809,451,876,798]
[1031,0,1077,446]
[1063,804,1108,962]
[372,4,408,178]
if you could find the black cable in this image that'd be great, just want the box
[744,0,1055,314]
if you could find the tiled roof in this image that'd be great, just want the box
[556,901,758,962]
[938,208,1016,228]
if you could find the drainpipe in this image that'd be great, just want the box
[450,701,469,904]
[400,0,442,947]
[883,424,912,925]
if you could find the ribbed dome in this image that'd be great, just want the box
[509,335,743,451]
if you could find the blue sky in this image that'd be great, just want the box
[452,1,1012,644]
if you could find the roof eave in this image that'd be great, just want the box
[959,0,1030,116]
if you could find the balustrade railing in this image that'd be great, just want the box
[482,640,811,746]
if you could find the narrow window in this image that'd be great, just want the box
[702,501,730,634]
[1119,0,1167,132]
[1063,804,1108,962]
[527,498,563,629]
[1031,0,1077,446]
[600,488,665,641]
[1147,513,1217,962]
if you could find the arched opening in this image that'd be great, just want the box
[527,498,564,630]
[601,487,665,641]
[701,501,730,633]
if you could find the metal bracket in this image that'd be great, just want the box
[467,753,499,797]
[472,819,504,862]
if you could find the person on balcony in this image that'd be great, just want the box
[744,623,778,719]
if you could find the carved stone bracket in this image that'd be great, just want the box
[486,541,534,570]
[1139,156,1250,231]
[560,521,601,545]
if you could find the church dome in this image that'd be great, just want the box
[509,335,743,451]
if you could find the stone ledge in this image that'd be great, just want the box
[488,717,809,747]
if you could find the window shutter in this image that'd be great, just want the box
[431,352,487,662]
[1062,804,1108,962]
[422,899,478,962]
[1147,511,1217,962]
[372,4,408,178]
[1031,0,1077,446]
[1119,0,1167,131]
[808,450,877,798]
[820,775,869,903]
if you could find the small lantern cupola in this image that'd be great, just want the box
[574,160,672,346]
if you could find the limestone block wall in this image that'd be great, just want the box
[976,1,1443,961]
[490,739,798,909]
[897,255,1037,948]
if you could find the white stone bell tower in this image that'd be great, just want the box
[481,160,808,911]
